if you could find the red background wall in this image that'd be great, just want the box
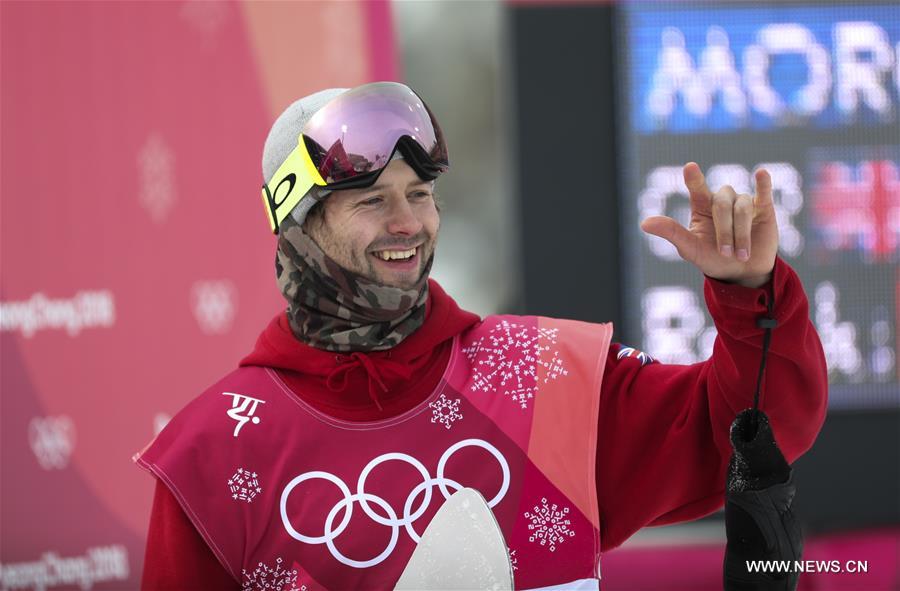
[0,2,396,585]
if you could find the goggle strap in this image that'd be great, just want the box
[260,135,326,234]
[261,184,278,233]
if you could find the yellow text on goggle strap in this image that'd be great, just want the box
[261,135,327,233]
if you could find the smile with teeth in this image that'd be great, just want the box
[373,247,418,261]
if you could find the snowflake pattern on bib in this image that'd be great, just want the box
[462,320,568,409]
[429,393,463,429]
[525,497,575,552]
[241,557,303,591]
[228,467,262,503]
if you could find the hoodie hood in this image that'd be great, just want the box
[240,279,480,414]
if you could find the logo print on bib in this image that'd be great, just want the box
[229,467,262,503]
[279,439,510,569]
[428,393,463,430]
[223,392,265,437]
[241,557,302,591]
[462,320,569,409]
[525,496,575,552]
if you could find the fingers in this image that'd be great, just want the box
[712,186,755,261]
[683,162,712,215]
[712,185,736,258]
[680,163,776,264]
[733,194,754,261]
[640,215,700,264]
[754,168,774,209]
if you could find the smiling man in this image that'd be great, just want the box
[136,82,827,590]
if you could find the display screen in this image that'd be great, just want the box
[617,2,900,409]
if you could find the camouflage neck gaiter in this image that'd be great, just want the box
[275,216,431,352]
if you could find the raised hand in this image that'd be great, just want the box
[640,162,779,289]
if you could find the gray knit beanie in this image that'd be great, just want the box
[262,88,347,228]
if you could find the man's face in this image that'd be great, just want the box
[304,159,440,289]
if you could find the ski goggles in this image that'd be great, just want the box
[261,82,449,233]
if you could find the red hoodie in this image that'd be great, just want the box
[141,261,828,589]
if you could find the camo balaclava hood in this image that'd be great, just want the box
[274,212,431,352]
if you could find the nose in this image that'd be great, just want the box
[385,195,423,236]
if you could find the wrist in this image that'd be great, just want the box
[706,270,773,289]
[734,272,772,289]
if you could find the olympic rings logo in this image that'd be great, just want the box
[279,438,510,569]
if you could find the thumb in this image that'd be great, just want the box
[640,216,698,263]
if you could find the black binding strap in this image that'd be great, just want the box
[752,290,777,418]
